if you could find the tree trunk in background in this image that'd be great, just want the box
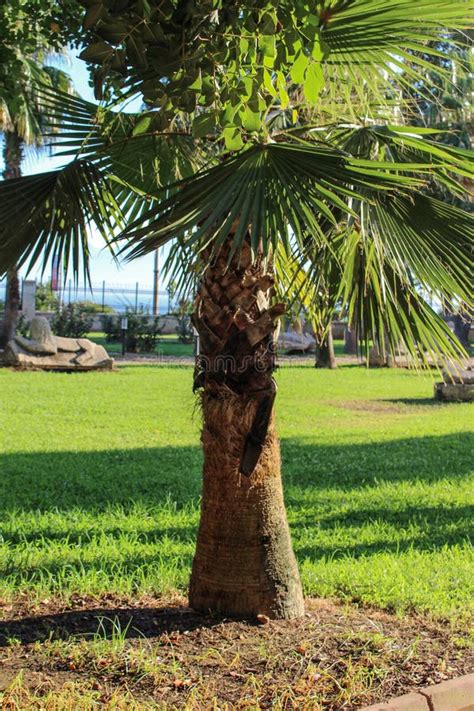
[0,269,21,349]
[315,327,337,369]
[189,235,304,620]
[0,132,23,350]
[343,324,358,355]
[453,310,471,351]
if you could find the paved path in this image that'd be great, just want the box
[361,673,474,711]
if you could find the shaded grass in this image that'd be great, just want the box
[0,365,472,621]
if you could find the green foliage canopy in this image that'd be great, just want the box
[0,0,472,366]
[77,0,472,146]
[0,0,82,142]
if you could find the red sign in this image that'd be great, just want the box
[51,256,60,291]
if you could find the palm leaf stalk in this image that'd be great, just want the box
[1,0,473,620]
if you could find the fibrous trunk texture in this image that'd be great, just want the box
[189,236,304,620]
[315,327,337,369]
[0,132,23,349]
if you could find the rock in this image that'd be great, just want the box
[435,362,474,401]
[369,344,414,368]
[442,363,474,385]
[368,347,387,367]
[4,316,114,371]
[434,382,474,402]
[278,330,316,354]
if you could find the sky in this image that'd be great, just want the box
[0,49,159,292]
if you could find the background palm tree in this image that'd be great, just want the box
[0,0,472,620]
[0,56,72,348]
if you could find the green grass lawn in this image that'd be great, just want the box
[88,332,349,358]
[88,332,194,357]
[0,365,472,622]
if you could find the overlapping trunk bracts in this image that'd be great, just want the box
[189,236,304,620]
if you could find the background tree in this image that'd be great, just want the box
[0,0,82,347]
[0,1,473,620]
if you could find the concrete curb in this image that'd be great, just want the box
[361,673,474,711]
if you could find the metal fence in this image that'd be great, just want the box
[0,279,179,315]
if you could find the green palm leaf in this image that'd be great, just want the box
[119,141,426,260]
[38,85,202,195]
[0,161,122,281]
[339,227,469,367]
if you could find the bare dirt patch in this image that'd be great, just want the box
[335,398,447,414]
[0,595,472,709]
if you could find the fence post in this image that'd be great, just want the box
[152,249,159,316]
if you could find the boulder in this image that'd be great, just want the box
[4,316,114,371]
[434,361,474,402]
[278,330,316,354]
[442,363,474,385]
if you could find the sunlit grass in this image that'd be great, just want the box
[0,365,472,620]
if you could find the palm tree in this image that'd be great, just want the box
[0,58,72,347]
[0,1,472,620]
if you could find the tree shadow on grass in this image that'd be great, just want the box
[0,432,472,513]
[1,549,195,583]
[381,397,460,407]
[0,446,203,512]
[296,504,473,560]
[0,525,197,547]
[0,432,472,599]
[281,431,473,492]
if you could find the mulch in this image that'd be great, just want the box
[0,594,472,709]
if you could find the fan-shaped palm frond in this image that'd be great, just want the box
[322,123,474,196]
[338,226,469,366]
[119,141,430,260]
[319,0,472,116]
[273,225,469,369]
[38,86,203,195]
[0,2,472,370]
[0,161,122,281]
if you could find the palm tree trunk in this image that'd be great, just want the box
[0,269,21,348]
[453,307,471,351]
[343,324,358,354]
[189,235,304,620]
[0,131,23,349]
[315,327,337,369]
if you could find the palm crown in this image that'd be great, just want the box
[0,0,472,364]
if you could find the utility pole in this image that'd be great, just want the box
[152,249,159,316]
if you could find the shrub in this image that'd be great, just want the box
[36,281,59,311]
[75,300,115,314]
[51,304,93,338]
[174,300,194,344]
[102,309,163,353]
[16,314,30,337]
